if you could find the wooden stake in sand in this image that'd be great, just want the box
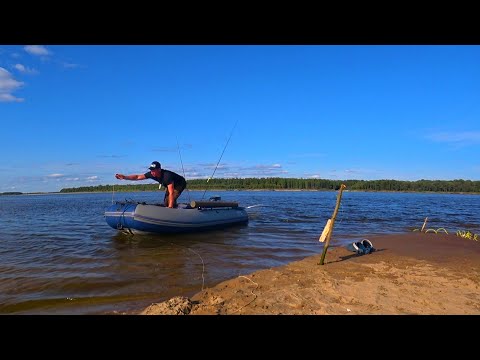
[319,184,347,265]
[421,217,428,232]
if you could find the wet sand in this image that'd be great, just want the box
[139,233,480,315]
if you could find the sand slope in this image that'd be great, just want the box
[140,233,480,315]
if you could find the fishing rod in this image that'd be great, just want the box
[201,120,239,200]
[176,136,191,203]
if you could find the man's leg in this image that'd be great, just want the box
[172,188,181,208]
[163,190,170,207]
[171,183,186,208]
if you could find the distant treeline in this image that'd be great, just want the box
[59,178,480,193]
[1,192,23,195]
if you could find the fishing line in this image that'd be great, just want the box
[186,247,205,291]
[176,136,191,204]
[159,238,206,292]
[201,119,239,200]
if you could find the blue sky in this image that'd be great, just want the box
[1,45,479,193]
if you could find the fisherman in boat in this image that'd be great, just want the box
[115,161,187,208]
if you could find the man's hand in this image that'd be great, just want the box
[115,174,124,180]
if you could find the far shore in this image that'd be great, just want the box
[135,233,480,315]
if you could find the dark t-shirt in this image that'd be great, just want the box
[144,169,186,189]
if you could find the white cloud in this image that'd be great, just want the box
[0,67,24,102]
[238,164,288,177]
[24,45,51,56]
[14,64,26,72]
[186,162,291,179]
[14,63,37,74]
[426,131,480,144]
[152,147,178,152]
[0,93,24,102]
[62,62,80,69]
[86,176,98,180]
[199,163,229,170]
[245,164,284,171]
[47,173,65,178]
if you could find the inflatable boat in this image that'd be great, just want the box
[105,197,249,234]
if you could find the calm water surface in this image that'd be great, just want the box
[0,190,478,314]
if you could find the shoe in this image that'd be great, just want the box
[346,241,366,255]
[355,241,367,255]
[361,239,375,254]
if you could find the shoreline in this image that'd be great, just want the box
[136,233,480,315]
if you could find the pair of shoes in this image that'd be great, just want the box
[346,239,375,255]
[347,241,366,254]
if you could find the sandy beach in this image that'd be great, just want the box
[139,233,480,315]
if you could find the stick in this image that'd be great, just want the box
[319,184,347,265]
[421,217,428,232]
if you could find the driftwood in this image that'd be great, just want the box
[421,217,428,232]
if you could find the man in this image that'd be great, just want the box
[115,161,187,208]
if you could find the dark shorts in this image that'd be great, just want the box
[163,182,187,207]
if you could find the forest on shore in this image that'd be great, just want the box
[58,178,480,194]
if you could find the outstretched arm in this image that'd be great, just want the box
[115,173,147,180]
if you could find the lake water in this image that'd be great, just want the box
[0,190,478,314]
